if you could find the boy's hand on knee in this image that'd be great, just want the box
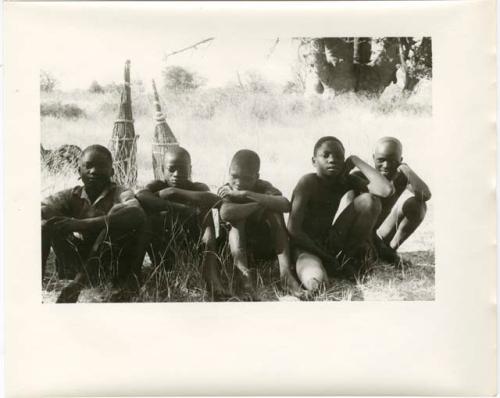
[219,186,248,201]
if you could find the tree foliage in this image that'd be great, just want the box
[162,66,206,93]
[89,80,105,94]
[40,70,58,93]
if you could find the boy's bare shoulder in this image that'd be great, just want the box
[191,181,210,192]
[253,179,282,196]
[294,173,318,191]
[144,179,167,193]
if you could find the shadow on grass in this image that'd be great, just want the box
[42,249,435,303]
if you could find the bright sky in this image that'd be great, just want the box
[38,21,300,90]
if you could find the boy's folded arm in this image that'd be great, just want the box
[219,201,261,223]
[398,164,432,201]
[351,155,394,198]
[135,189,171,212]
[162,187,221,209]
[244,191,291,213]
[79,200,145,233]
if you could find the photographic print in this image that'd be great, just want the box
[5,1,496,396]
[40,35,434,303]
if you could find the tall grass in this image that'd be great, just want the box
[41,81,435,302]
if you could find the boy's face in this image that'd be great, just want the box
[228,163,258,191]
[312,140,345,178]
[79,150,114,193]
[164,152,191,188]
[373,141,402,180]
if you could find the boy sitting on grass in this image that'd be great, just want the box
[287,136,394,292]
[41,145,148,303]
[218,149,301,300]
[135,146,227,300]
[353,137,431,265]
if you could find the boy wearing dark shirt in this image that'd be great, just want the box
[354,137,431,264]
[218,149,301,299]
[287,136,393,291]
[41,145,148,303]
[136,146,227,300]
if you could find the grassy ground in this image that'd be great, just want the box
[41,80,434,302]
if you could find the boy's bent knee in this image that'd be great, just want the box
[296,252,327,291]
[354,193,382,215]
[402,196,427,222]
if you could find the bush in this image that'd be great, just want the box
[162,66,206,93]
[89,80,105,94]
[40,102,86,119]
[40,70,58,93]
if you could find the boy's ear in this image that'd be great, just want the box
[110,167,115,177]
[311,156,316,166]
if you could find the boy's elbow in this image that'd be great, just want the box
[280,198,291,213]
[384,184,396,198]
[421,190,432,202]
[375,184,394,198]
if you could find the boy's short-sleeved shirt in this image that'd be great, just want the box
[145,179,210,195]
[42,183,135,219]
[291,172,368,245]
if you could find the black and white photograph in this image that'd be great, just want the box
[4,1,496,396]
[40,35,434,303]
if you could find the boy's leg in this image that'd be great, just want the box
[146,211,174,268]
[227,219,256,297]
[330,192,382,275]
[199,212,229,300]
[56,230,106,303]
[377,196,427,250]
[263,211,302,296]
[295,249,328,292]
[42,222,85,281]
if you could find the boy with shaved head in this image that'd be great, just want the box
[136,146,227,300]
[355,137,431,264]
[218,149,301,299]
[41,145,148,303]
[287,136,394,291]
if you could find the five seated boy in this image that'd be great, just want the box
[41,137,430,301]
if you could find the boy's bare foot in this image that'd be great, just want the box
[374,235,401,266]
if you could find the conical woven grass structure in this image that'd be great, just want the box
[151,79,178,180]
[109,60,138,187]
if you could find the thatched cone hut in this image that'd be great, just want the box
[109,60,138,187]
[151,79,178,180]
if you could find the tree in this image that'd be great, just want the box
[162,65,206,93]
[299,37,432,96]
[40,70,58,93]
[89,80,105,94]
